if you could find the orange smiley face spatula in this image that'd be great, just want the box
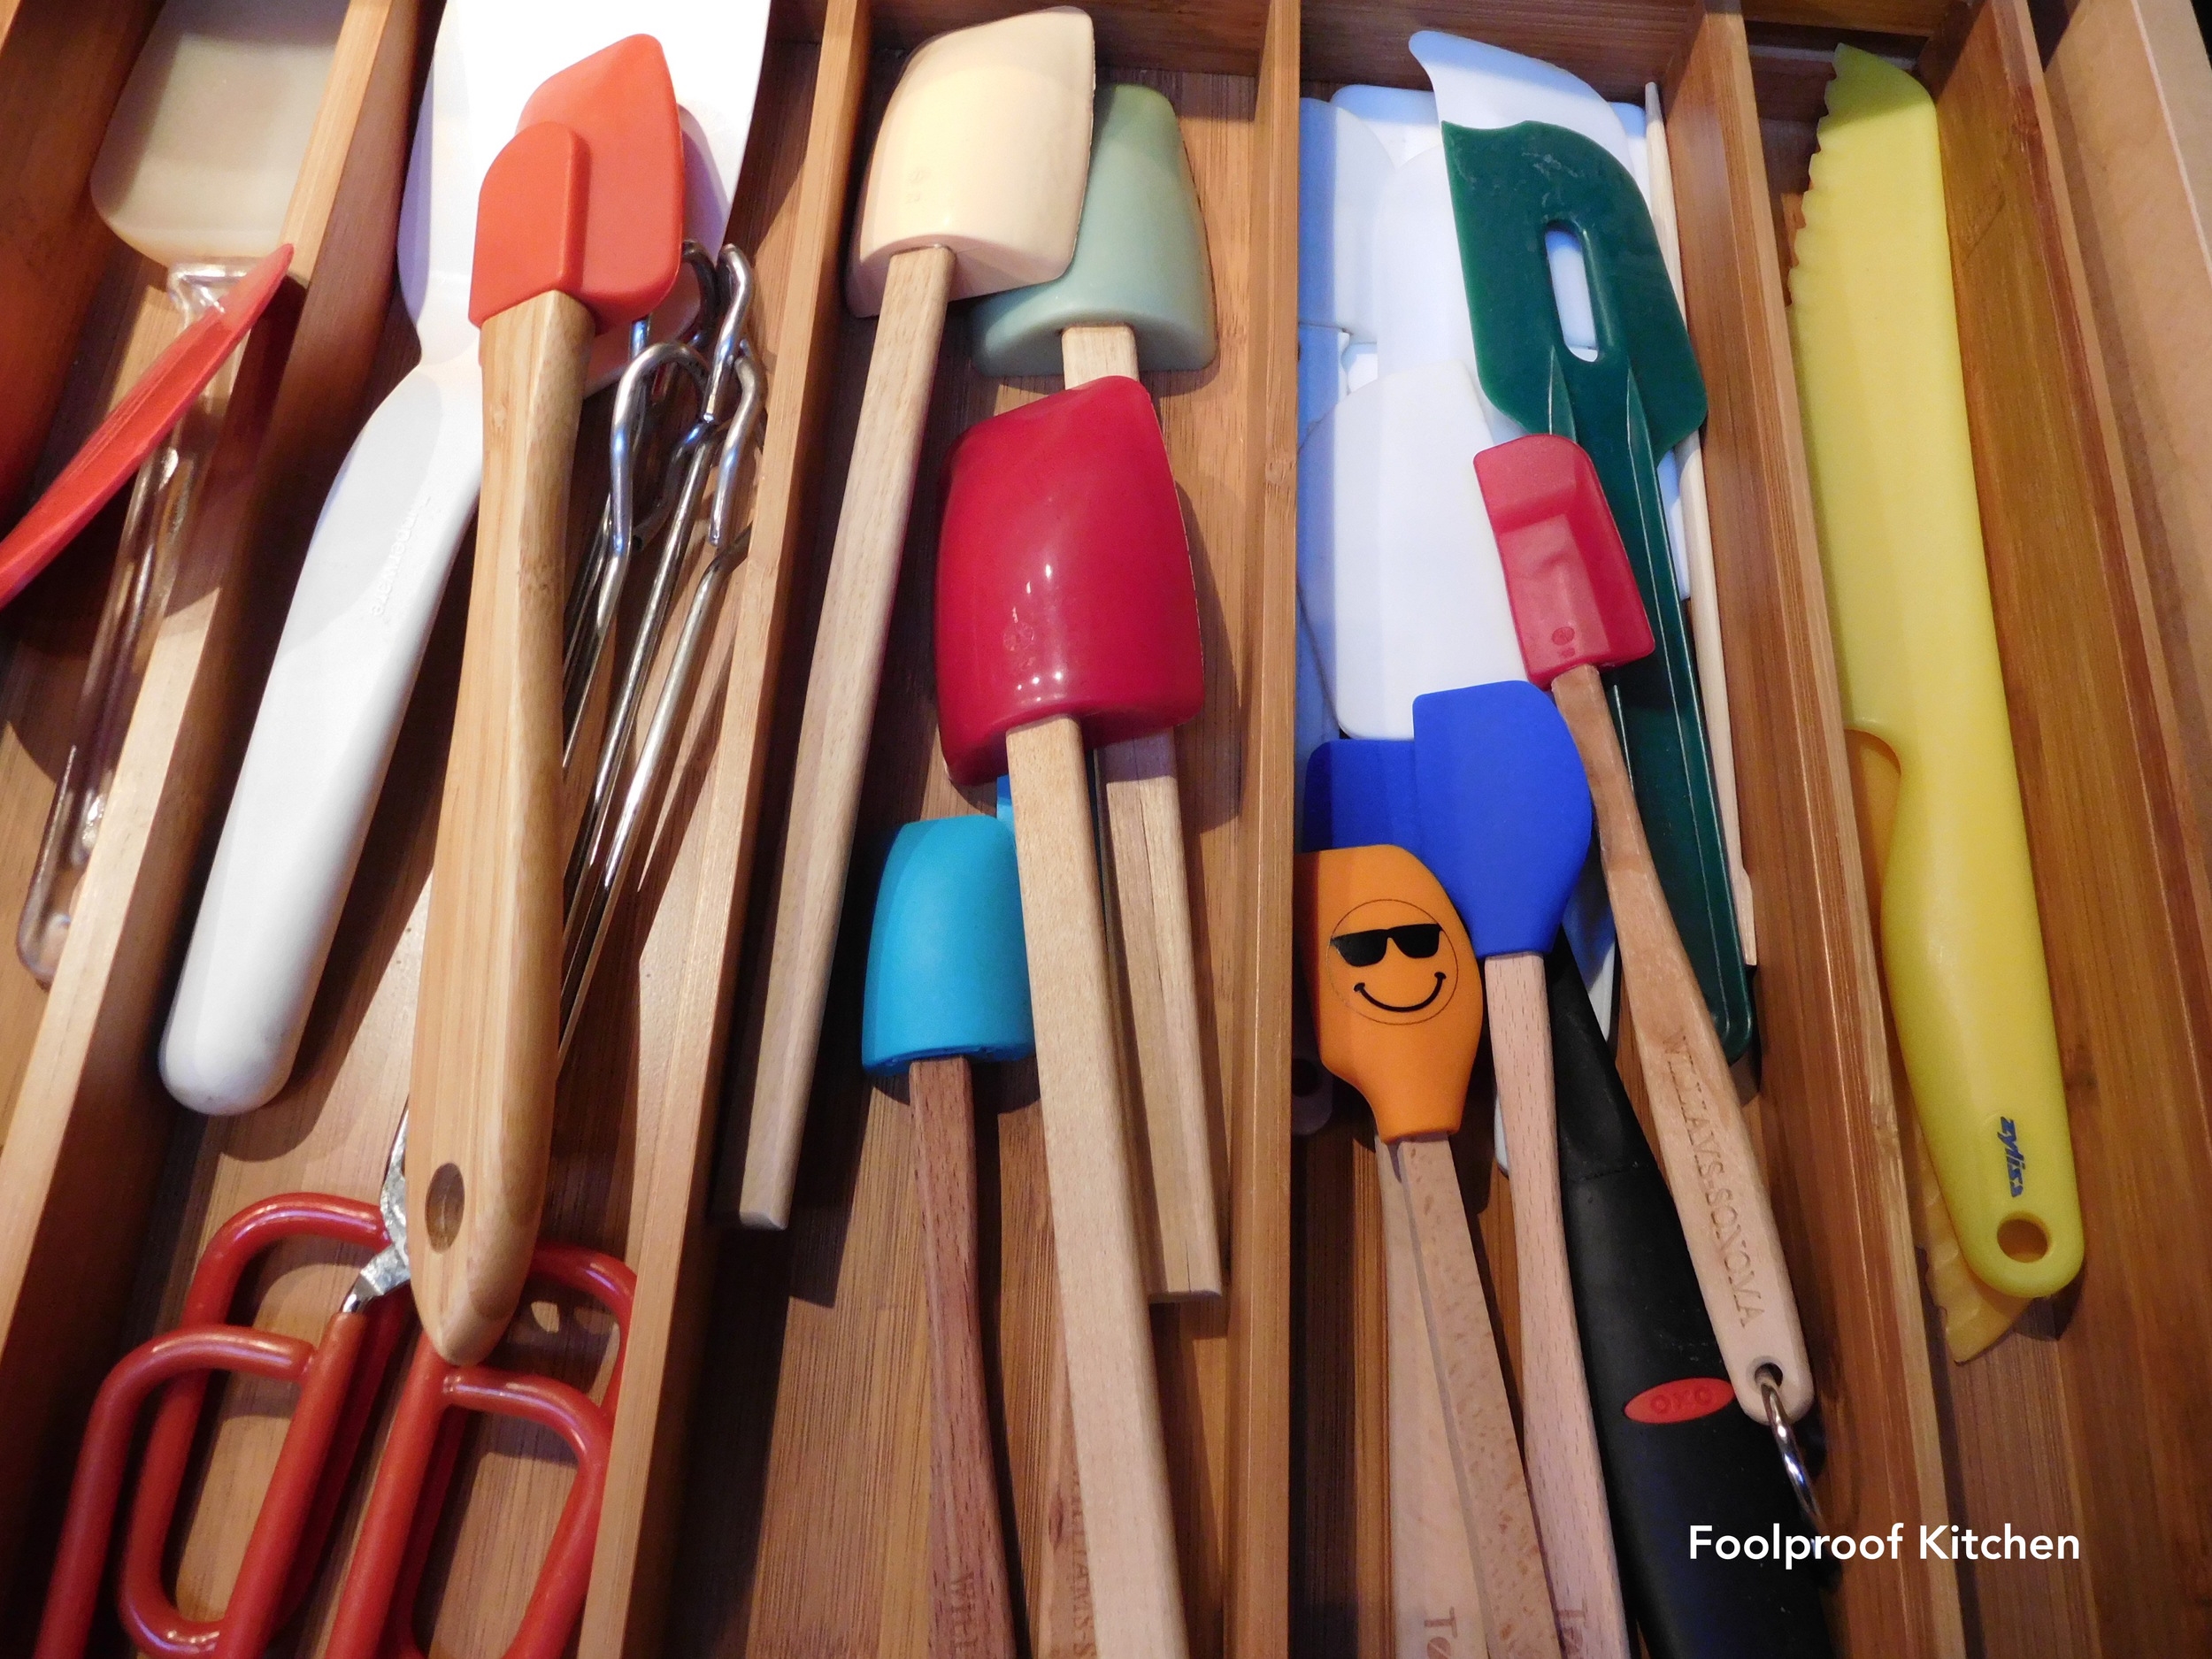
[409,36,683,1367]
[1297,845,1561,1659]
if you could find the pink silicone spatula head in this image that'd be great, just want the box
[1478,432,1654,687]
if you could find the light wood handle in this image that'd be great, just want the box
[910,1056,1018,1659]
[1486,953,1629,1659]
[408,289,593,1365]
[1394,1137,1561,1659]
[1004,716,1190,1659]
[740,242,956,1229]
[1376,1142,1488,1659]
[1062,320,1222,1303]
[1553,664,1812,1417]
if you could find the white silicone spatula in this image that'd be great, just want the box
[159,0,767,1115]
[15,0,349,986]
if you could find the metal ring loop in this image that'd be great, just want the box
[1759,1365,1824,1535]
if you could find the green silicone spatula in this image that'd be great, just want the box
[1411,30,1752,1059]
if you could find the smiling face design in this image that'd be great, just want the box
[1324,897,1462,1026]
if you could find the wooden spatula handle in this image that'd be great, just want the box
[1063,320,1222,1303]
[911,1056,1018,1659]
[1552,664,1812,1417]
[741,242,956,1230]
[1375,1141,1487,1658]
[1394,1136,1562,1659]
[408,288,592,1365]
[1004,714,1189,1659]
[1487,953,1629,1658]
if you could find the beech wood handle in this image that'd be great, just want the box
[1063,321,1221,1303]
[1394,1136,1562,1659]
[408,289,592,1365]
[911,1056,1018,1658]
[1487,953,1629,1658]
[1553,664,1812,1417]
[740,243,956,1229]
[1004,715,1189,1659]
[1375,1141,1487,1659]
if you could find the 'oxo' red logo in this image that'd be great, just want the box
[1624,1377,1734,1424]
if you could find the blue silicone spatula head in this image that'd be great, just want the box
[1411,680,1593,958]
[862,816,1035,1073]
[1303,737,1417,853]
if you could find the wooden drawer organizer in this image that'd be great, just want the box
[0,0,2203,1657]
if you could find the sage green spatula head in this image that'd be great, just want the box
[970,82,1217,376]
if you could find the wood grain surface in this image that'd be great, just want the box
[740,240,956,1231]
[1394,1137,1557,1659]
[1918,1,2212,1652]
[1062,319,1224,1304]
[0,0,419,1611]
[408,289,591,1367]
[672,55,1286,1659]
[1686,12,1962,1653]
[1375,1138,1486,1659]
[910,1055,1018,1658]
[1484,954,1624,1659]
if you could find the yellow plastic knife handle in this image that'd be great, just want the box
[1853,728,2083,1298]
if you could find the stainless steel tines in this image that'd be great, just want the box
[558,244,764,1049]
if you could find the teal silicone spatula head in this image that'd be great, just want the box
[863,815,1035,1071]
[971,82,1217,375]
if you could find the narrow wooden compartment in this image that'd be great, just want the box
[659,1,1299,1654]
[0,6,862,1656]
[1292,1,2212,1656]
[0,0,422,1607]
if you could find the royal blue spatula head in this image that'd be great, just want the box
[1411,680,1593,958]
[862,814,1035,1073]
[1303,737,1417,853]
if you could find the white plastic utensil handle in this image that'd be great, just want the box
[161,354,481,1113]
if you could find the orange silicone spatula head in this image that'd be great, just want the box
[467,35,683,332]
[1295,845,1483,1142]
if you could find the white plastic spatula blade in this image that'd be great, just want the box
[1297,360,1523,741]
[1371,144,1480,383]
[1298,98,1392,338]
[1330,84,1438,162]
[89,0,350,265]
[162,0,772,1115]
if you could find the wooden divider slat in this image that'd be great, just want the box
[1923,1,2212,1652]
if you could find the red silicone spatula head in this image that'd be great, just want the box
[0,243,291,611]
[468,35,683,332]
[934,376,1203,784]
[1477,432,1655,688]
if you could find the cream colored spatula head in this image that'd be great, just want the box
[845,5,1094,315]
[89,0,349,265]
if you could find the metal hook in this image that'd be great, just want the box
[1759,1364,1824,1535]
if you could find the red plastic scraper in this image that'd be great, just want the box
[410,35,682,1368]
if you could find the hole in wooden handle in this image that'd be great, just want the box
[426,1163,465,1250]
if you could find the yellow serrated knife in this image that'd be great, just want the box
[1789,44,2084,1302]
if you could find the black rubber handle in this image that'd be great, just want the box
[1549,939,1833,1657]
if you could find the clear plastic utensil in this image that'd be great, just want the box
[18,0,348,983]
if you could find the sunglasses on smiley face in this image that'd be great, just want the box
[1328,923,1443,968]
